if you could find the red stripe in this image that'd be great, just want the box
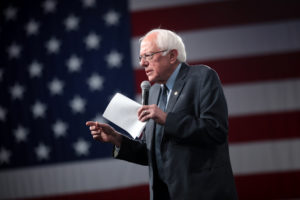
[199,51,300,85]
[235,170,300,199]
[24,185,149,200]
[131,1,300,36]
[134,51,300,93]
[134,69,148,94]
[229,111,300,143]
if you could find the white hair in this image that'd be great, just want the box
[140,29,187,62]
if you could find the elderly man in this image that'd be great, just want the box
[86,29,238,200]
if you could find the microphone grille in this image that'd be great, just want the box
[140,81,151,90]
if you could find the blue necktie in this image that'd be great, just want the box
[155,85,168,179]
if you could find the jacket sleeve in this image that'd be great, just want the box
[113,134,149,166]
[164,68,229,146]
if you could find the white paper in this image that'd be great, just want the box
[103,93,145,138]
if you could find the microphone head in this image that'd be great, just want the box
[140,81,151,90]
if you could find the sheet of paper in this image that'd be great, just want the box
[103,93,145,138]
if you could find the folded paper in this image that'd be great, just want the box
[103,93,145,138]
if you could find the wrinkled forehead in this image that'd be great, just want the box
[140,33,158,54]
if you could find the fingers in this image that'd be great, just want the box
[86,121,101,133]
[87,121,111,130]
[86,121,101,136]
[98,123,111,129]
[86,121,98,126]
[89,124,101,131]
[137,105,147,116]
[86,121,106,131]
[137,104,167,124]
[90,127,104,142]
[92,134,104,142]
[86,121,115,143]
[138,105,156,122]
[91,129,100,134]
[138,106,148,121]
[139,110,150,122]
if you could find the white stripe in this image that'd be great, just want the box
[230,139,300,175]
[136,79,300,117]
[0,159,148,199]
[224,78,300,116]
[131,19,300,68]
[129,0,226,12]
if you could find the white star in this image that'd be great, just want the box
[0,147,11,165]
[0,69,3,82]
[31,101,47,118]
[73,138,91,156]
[87,73,104,91]
[7,43,22,59]
[28,60,43,78]
[48,78,64,95]
[25,19,40,36]
[3,6,18,21]
[0,106,7,122]
[92,114,107,124]
[35,143,51,161]
[45,37,61,54]
[84,32,101,50]
[64,14,80,31]
[103,10,120,26]
[42,0,56,13]
[82,0,96,8]
[10,83,25,100]
[66,54,82,72]
[14,125,29,143]
[105,50,123,68]
[70,95,86,114]
[52,120,68,138]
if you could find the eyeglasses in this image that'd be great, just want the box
[139,49,168,62]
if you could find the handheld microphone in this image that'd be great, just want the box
[140,81,151,105]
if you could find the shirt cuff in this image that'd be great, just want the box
[113,146,120,157]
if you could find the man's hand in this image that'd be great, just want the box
[138,104,167,125]
[86,121,122,147]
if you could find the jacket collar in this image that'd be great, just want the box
[165,63,189,112]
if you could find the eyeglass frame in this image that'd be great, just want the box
[139,49,168,62]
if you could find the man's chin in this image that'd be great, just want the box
[147,75,161,84]
[147,76,154,83]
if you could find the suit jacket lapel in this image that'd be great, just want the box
[145,64,189,147]
[166,63,189,112]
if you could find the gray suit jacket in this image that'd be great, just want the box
[115,63,238,200]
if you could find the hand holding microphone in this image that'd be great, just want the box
[138,81,167,125]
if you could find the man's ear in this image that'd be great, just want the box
[169,49,178,64]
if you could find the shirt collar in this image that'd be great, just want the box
[164,62,182,91]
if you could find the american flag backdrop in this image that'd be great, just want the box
[1,0,300,199]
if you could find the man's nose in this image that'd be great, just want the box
[139,58,148,67]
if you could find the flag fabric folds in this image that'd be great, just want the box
[1,0,300,199]
[0,1,143,199]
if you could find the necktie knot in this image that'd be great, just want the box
[158,84,168,111]
[163,84,168,94]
